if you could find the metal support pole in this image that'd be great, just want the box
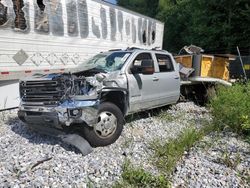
[237,46,247,81]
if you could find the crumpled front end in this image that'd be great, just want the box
[18,73,105,129]
[18,99,99,129]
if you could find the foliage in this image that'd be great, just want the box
[182,0,250,54]
[117,0,250,54]
[117,0,159,18]
[157,110,174,122]
[150,128,203,175]
[113,160,170,188]
[210,83,250,135]
[157,0,192,52]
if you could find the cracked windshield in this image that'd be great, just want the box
[76,52,131,73]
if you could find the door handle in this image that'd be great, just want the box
[153,77,159,81]
[174,77,180,79]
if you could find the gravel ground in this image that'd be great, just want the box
[172,131,250,188]
[0,102,249,187]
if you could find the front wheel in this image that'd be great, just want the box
[83,102,124,147]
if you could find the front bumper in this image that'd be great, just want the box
[18,100,99,129]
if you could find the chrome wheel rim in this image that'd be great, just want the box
[94,111,117,138]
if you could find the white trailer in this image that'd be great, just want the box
[0,0,164,110]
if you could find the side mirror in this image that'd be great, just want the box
[141,59,154,75]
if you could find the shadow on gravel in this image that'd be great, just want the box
[6,117,82,155]
[5,104,173,154]
[125,105,171,123]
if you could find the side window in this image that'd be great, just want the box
[156,54,174,72]
[132,53,154,73]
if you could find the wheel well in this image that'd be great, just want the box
[180,83,215,105]
[100,91,128,115]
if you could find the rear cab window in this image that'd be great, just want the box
[155,53,174,72]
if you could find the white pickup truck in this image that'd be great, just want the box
[18,48,180,147]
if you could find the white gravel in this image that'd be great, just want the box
[172,132,250,188]
[0,102,249,187]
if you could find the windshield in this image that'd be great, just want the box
[74,52,132,73]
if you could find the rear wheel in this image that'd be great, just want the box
[83,102,124,147]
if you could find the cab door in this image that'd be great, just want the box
[153,53,180,104]
[126,52,160,112]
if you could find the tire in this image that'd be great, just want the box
[83,102,124,147]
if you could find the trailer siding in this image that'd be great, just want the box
[0,0,164,80]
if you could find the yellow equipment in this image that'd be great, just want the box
[175,54,233,81]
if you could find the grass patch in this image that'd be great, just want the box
[150,128,201,175]
[150,125,216,175]
[157,111,174,122]
[210,82,250,136]
[115,113,215,187]
[113,160,170,188]
[157,110,185,122]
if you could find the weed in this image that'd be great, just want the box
[122,137,133,149]
[150,123,218,176]
[113,160,170,188]
[158,111,174,122]
[220,151,242,169]
[246,176,250,185]
[221,151,233,168]
[245,135,250,144]
[86,176,95,188]
[235,153,242,169]
[157,110,186,122]
[210,82,250,136]
[150,128,203,175]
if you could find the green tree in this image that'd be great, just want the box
[184,0,250,54]
[118,0,250,54]
[117,0,159,18]
[157,0,192,52]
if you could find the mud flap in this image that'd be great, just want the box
[59,134,93,156]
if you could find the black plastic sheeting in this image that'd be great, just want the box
[100,7,107,39]
[117,10,123,40]
[109,7,116,41]
[92,17,101,38]
[0,2,8,25]
[66,0,79,37]
[230,56,250,79]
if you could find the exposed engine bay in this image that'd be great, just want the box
[55,72,107,100]
[57,70,121,99]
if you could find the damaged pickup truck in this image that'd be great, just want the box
[18,49,180,147]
